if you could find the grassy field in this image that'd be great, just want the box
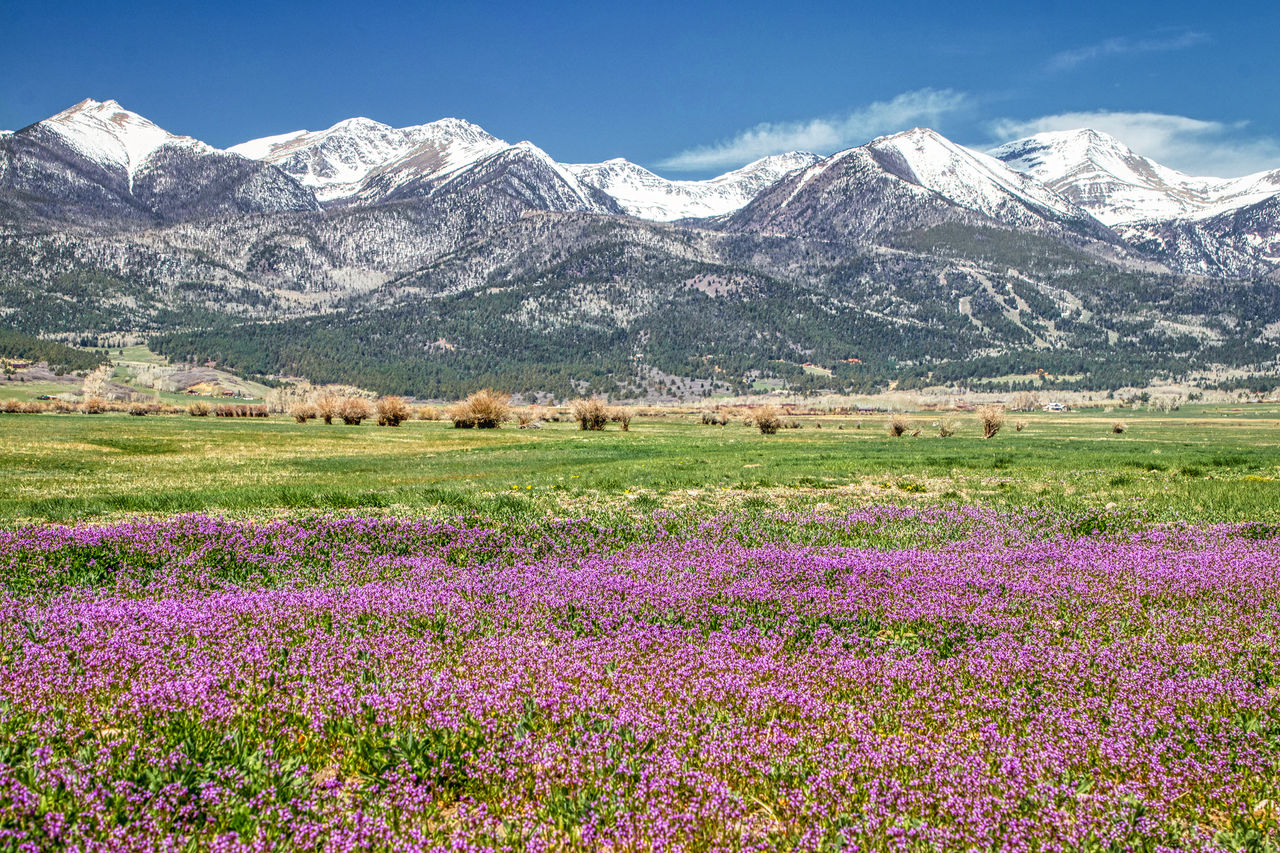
[2,404,1278,523]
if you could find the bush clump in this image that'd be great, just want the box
[610,406,632,431]
[887,413,910,437]
[448,389,510,429]
[82,397,108,415]
[127,402,148,416]
[571,398,611,431]
[752,406,781,435]
[290,403,316,423]
[978,405,1005,439]
[188,401,211,417]
[314,392,340,425]
[339,397,371,425]
[376,396,411,427]
[1112,421,1127,434]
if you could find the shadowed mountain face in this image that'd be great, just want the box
[2,100,1279,397]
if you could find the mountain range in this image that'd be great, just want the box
[2,98,1278,398]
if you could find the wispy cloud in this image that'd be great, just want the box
[1047,31,1207,72]
[658,89,968,172]
[991,110,1280,177]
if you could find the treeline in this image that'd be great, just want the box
[0,329,108,372]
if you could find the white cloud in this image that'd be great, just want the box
[658,89,968,172]
[991,110,1280,178]
[1047,31,1207,71]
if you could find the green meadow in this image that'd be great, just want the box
[2,404,1278,524]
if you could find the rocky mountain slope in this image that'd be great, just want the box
[993,128,1280,276]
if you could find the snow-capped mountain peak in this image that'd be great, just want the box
[39,98,209,183]
[864,127,1088,224]
[566,151,820,221]
[991,128,1280,224]
[231,116,508,202]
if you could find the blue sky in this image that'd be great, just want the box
[2,0,1277,177]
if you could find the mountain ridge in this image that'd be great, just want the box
[3,98,1280,398]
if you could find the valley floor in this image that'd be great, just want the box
[1,408,1277,850]
[0,404,1278,524]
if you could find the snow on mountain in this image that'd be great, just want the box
[566,152,820,221]
[725,128,1111,242]
[231,117,509,202]
[1,99,319,223]
[234,115,814,217]
[39,98,213,188]
[423,140,623,214]
[991,129,1280,225]
[865,128,1092,226]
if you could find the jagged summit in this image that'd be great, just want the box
[992,128,1280,224]
[230,116,508,202]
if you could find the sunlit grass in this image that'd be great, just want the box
[0,405,1277,523]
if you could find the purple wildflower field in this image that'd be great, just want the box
[0,507,1277,851]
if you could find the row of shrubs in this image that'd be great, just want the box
[286,391,636,431]
[287,395,417,426]
[186,401,270,417]
[1,398,191,416]
[443,391,634,431]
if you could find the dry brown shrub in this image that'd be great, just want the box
[887,413,909,437]
[339,396,371,425]
[127,402,148,416]
[978,405,1005,439]
[571,398,611,431]
[188,400,212,417]
[416,406,442,421]
[314,392,340,425]
[1015,420,1027,432]
[1,399,22,414]
[752,406,781,435]
[448,389,510,429]
[515,408,536,426]
[290,402,316,423]
[610,406,633,431]
[376,396,410,427]
[1112,421,1127,434]
[937,418,956,438]
[82,397,108,415]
